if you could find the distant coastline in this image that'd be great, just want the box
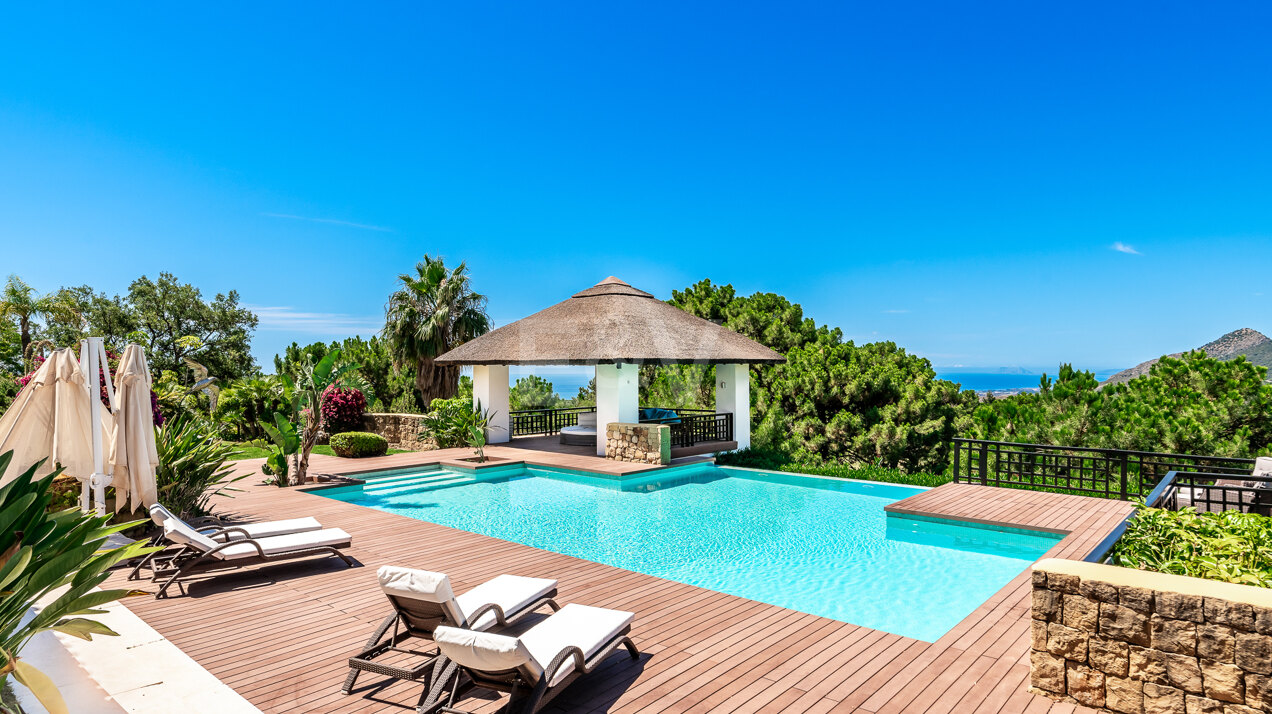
[503,368,1124,400]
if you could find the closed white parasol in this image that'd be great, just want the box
[108,343,158,513]
[0,347,114,488]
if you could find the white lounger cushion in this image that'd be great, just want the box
[434,627,541,681]
[214,528,352,560]
[149,503,322,540]
[377,567,556,630]
[455,574,558,630]
[435,604,634,687]
[162,519,351,560]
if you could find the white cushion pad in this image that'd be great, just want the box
[521,604,634,687]
[214,528,352,560]
[223,517,323,540]
[434,626,541,681]
[455,575,557,631]
[377,566,464,624]
[163,518,220,552]
[559,425,596,436]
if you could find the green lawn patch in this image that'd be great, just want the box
[227,441,410,461]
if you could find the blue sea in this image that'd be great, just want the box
[501,367,1121,397]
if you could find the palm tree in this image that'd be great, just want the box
[384,256,490,408]
[0,275,82,364]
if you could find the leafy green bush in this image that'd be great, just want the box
[0,451,156,714]
[155,414,245,516]
[330,431,389,458]
[419,396,478,448]
[1111,504,1272,587]
[716,446,950,488]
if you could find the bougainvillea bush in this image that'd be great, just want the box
[320,385,366,434]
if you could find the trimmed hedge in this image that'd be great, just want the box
[329,431,389,458]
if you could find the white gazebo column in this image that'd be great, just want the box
[715,363,751,450]
[472,365,511,443]
[595,362,639,456]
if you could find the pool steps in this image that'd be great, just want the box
[360,470,475,496]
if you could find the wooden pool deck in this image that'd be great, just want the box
[104,450,1135,713]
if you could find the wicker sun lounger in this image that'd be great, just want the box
[128,503,326,581]
[343,566,559,704]
[150,517,354,598]
[424,604,639,714]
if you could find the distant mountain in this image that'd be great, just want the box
[1100,328,1272,386]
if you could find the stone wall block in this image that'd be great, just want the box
[1158,592,1206,624]
[1107,675,1146,714]
[1031,649,1066,693]
[1200,624,1238,663]
[1082,579,1122,604]
[1202,660,1246,703]
[1254,607,1272,637]
[1050,572,1080,594]
[1047,622,1089,660]
[1068,661,1107,708]
[1034,588,1061,622]
[1121,586,1154,613]
[1235,633,1272,675]
[1105,602,1153,646]
[1154,615,1199,656]
[1065,594,1099,632]
[1185,695,1225,714]
[1144,683,1186,714]
[1207,599,1256,632]
[1091,636,1132,677]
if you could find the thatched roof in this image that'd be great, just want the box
[434,277,785,366]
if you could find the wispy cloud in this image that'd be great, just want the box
[261,212,393,232]
[881,309,909,314]
[1110,242,1141,255]
[249,305,382,334]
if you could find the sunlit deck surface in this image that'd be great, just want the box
[104,451,1134,713]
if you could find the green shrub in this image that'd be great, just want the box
[419,397,478,448]
[155,414,246,517]
[716,446,950,488]
[1111,504,1272,587]
[330,431,389,458]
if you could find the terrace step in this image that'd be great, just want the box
[359,469,446,487]
[361,472,474,496]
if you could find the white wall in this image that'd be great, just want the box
[714,363,751,450]
[471,364,511,443]
[595,362,639,456]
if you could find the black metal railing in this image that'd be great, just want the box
[509,405,735,448]
[951,438,1255,500]
[641,412,734,448]
[509,406,595,437]
[1083,469,1272,563]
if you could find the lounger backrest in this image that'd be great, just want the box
[149,503,178,528]
[377,566,467,634]
[433,625,545,686]
[163,518,221,553]
[1253,457,1272,488]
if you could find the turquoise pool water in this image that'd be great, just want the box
[319,463,1061,641]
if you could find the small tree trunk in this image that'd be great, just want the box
[293,411,322,485]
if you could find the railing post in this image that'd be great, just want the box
[952,440,961,483]
[978,442,988,486]
[1118,453,1129,500]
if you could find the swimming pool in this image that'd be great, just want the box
[318,463,1061,641]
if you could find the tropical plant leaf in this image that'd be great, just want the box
[51,617,119,640]
[12,659,69,714]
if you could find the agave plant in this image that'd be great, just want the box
[153,415,246,518]
[0,451,157,714]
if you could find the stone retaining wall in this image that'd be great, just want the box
[605,423,670,465]
[1031,558,1272,713]
[362,413,435,451]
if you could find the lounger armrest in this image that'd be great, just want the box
[204,538,266,559]
[543,645,588,683]
[203,526,252,541]
[464,602,509,627]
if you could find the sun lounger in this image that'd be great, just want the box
[424,603,638,714]
[129,504,326,580]
[342,566,559,700]
[151,517,353,598]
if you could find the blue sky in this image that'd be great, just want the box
[1,2,1269,373]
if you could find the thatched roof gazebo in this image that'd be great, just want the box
[435,277,784,457]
